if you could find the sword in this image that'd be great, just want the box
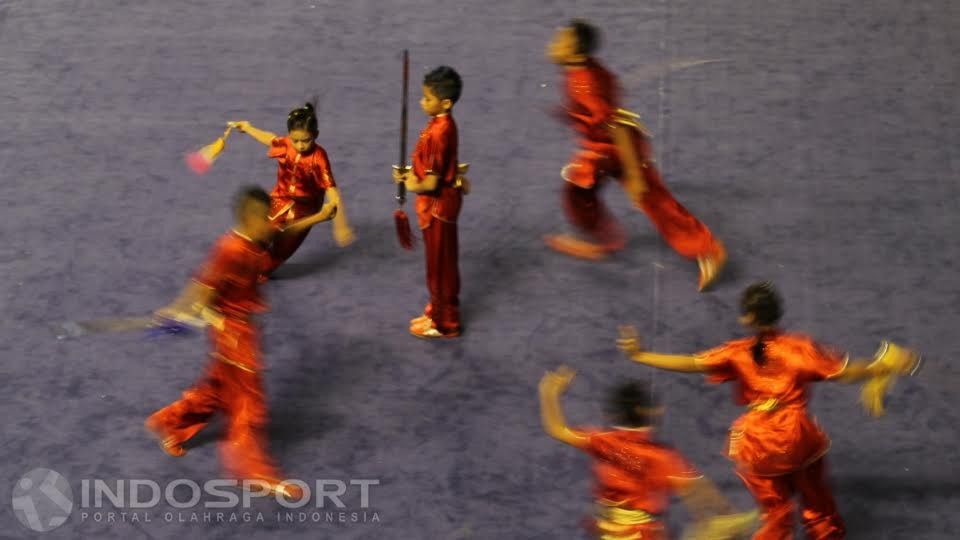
[394,49,410,205]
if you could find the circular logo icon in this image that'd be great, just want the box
[11,468,73,532]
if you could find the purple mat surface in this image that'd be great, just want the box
[1,1,958,538]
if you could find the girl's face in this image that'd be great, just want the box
[288,129,315,155]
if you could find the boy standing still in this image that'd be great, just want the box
[393,66,466,339]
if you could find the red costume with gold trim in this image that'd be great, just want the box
[559,60,723,260]
[582,428,702,539]
[411,113,462,335]
[265,136,336,273]
[146,230,287,485]
[695,333,847,539]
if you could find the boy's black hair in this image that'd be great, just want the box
[568,19,600,56]
[606,380,660,428]
[287,101,319,136]
[423,66,463,104]
[741,282,784,366]
[233,185,271,217]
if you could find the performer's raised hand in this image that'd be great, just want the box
[228,120,252,132]
[617,325,643,357]
[540,366,577,395]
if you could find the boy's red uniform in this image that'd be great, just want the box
[411,113,462,335]
[695,333,848,539]
[559,60,723,261]
[146,230,286,485]
[582,428,702,539]
[265,136,336,273]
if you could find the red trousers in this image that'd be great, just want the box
[267,228,310,274]
[562,132,722,259]
[265,199,317,274]
[736,458,845,540]
[146,324,281,483]
[421,217,460,334]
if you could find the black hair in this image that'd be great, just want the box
[740,282,783,366]
[286,100,318,136]
[233,185,271,217]
[568,19,600,56]
[423,66,463,104]
[605,380,660,428]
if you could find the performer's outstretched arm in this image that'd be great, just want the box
[323,187,356,246]
[229,121,278,146]
[281,203,338,235]
[828,359,887,383]
[617,326,706,373]
[538,367,590,450]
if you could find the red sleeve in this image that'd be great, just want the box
[267,136,289,159]
[659,448,703,491]
[193,240,243,292]
[803,340,849,381]
[312,147,336,189]
[694,342,739,384]
[424,124,453,182]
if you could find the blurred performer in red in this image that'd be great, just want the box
[231,102,355,278]
[393,66,469,338]
[546,19,726,291]
[145,186,301,498]
[617,282,921,538]
[539,366,758,539]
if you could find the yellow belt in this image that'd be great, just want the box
[595,504,659,539]
[748,397,780,412]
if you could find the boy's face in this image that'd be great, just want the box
[547,27,583,65]
[420,86,451,116]
[240,199,274,243]
[288,129,315,155]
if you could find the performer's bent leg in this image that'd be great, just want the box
[145,363,223,455]
[266,228,311,275]
[795,458,845,539]
[633,164,722,261]
[736,469,796,540]
[217,364,279,482]
[561,182,626,251]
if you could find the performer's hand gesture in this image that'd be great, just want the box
[228,120,252,132]
[334,222,356,247]
[392,166,413,184]
[540,366,577,395]
[617,325,643,357]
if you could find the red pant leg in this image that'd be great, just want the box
[422,217,460,334]
[146,362,223,447]
[736,470,796,540]
[561,181,626,250]
[633,163,723,260]
[606,129,722,260]
[794,459,845,539]
[215,362,282,483]
[266,228,310,274]
[561,149,626,250]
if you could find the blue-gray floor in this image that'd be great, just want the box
[1,1,958,538]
